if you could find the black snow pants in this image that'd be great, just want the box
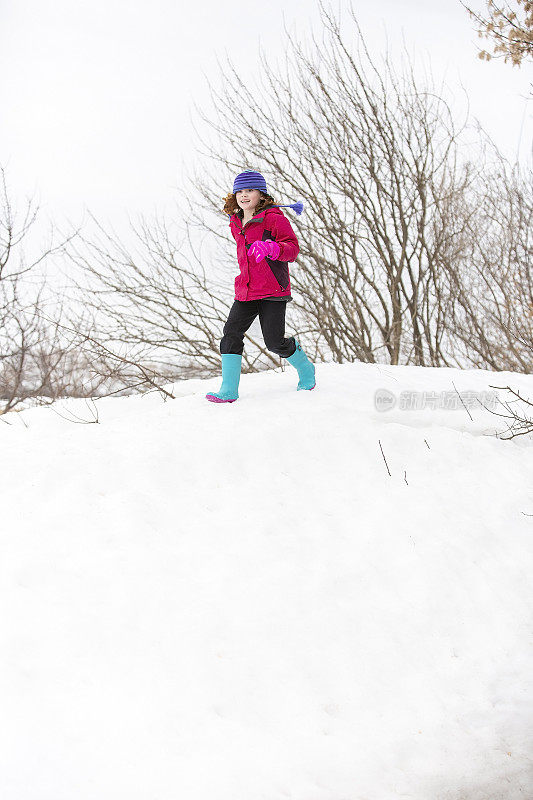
[220,299,297,358]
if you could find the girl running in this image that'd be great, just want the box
[205,170,316,403]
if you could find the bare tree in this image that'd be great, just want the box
[446,151,533,372]
[0,166,90,415]
[184,1,493,367]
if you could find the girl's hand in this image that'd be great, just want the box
[249,239,281,262]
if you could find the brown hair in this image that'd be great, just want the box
[222,191,276,217]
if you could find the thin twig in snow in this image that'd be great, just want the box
[378,439,391,477]
[451,381,473,421]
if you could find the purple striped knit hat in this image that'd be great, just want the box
[232,170,304,215]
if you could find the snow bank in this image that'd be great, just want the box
[1,361,532,800]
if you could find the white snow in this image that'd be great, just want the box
[1,360,532,800]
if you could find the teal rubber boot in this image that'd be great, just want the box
[286,339,316,390]
[205,353,242,403]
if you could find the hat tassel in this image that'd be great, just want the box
[272,201,304,216]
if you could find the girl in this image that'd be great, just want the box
[205,169,316,403]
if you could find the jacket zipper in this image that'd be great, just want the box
[239,216,260,300]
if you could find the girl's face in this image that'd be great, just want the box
[235,188,262,213]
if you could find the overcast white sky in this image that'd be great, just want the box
[1,0,531,235]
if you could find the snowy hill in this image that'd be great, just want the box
[1,360,532,800]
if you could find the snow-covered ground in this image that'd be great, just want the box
[1,360,532,800]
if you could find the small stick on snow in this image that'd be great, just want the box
[378,439,391,476]
[452,381,473,421]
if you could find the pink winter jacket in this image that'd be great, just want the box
[229,205,299,301]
